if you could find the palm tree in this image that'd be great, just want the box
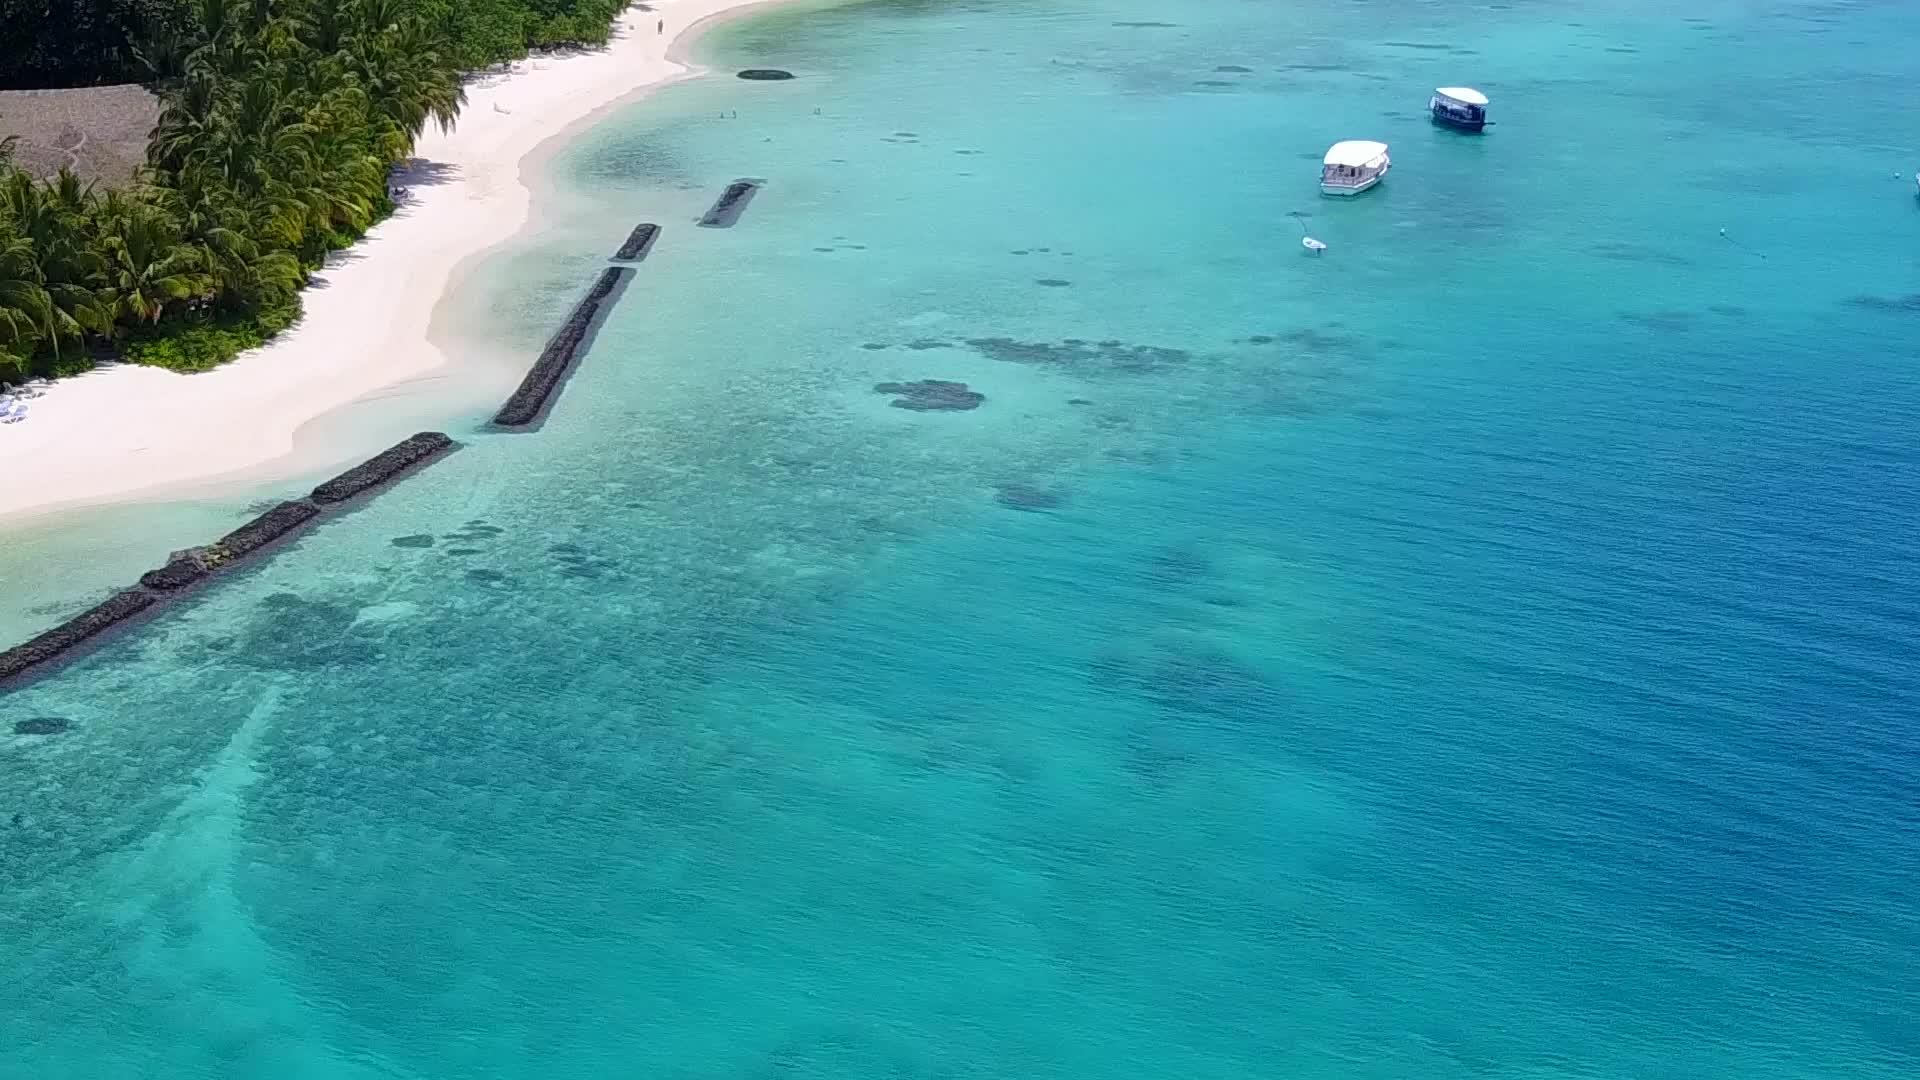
[94,196,211,326]
[153,168,302,307]
[295,0,355,59]
[8,0,649,380]
[391,17,467,142]
[247,85,387,253]
[149,73,224,174]
[341,0,465,162]
[0,227,56,377]
[0,170,114,351]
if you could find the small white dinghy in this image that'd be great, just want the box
[1301,236,1328,254]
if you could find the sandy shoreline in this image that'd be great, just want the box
[0,0,786,524]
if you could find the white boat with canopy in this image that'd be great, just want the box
[1430,86,1489,131]
[1320,140,1390,196]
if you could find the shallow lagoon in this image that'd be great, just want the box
[4,0,1919,1076]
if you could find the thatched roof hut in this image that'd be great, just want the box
[0,84,158,187]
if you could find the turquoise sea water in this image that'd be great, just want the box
[5,0,1920,1076]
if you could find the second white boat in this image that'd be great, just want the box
[1320,140,1391,196]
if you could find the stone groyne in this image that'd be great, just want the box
[492,267,633,429]
[698,179,763,228]
[5,169,777,689]
[0,432,456,691]
[613,222,661,262]
[310,431,456,503]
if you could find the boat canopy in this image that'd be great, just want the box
[1323,140,1390,168]
[1434,86,1489,106]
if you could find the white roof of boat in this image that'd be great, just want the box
[1435,86,1489,105]
[1323,140,1390,166]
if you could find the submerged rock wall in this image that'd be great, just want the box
[311,432,455,504]
[492,267,632,429]
[613,222,661,262]
[0,433,458,691]
[698,179,763,228]
[0,591,157,686]
[7,173,771,690]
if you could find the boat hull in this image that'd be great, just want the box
[1430,111,1486,132]
[1321,171,1386,197]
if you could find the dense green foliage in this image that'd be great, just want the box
[415,0,630,69]
[0,0,631,381]
[120,294,300,370]
[0,0,627,89]
[0,0,198,89]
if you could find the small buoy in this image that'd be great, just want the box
[1302,236,1328,254]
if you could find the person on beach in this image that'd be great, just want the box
[658,19,664,33]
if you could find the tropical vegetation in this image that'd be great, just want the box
[0,0,629,89]
[0,0,200,91]
[0,0,631,382]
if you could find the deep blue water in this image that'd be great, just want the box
[4,0,1919,1076]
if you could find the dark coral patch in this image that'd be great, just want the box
[1847,293,1920,313]
[965,337,1189,373]
[874,380,985,411]
[231,593,377,670]
[996,483,1067,511]
[1619,310,1698,332]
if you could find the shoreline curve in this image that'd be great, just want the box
[0,0,800,526]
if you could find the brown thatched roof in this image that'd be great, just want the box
[0,84,158,187]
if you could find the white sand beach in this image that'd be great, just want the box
[0,0,781,523]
